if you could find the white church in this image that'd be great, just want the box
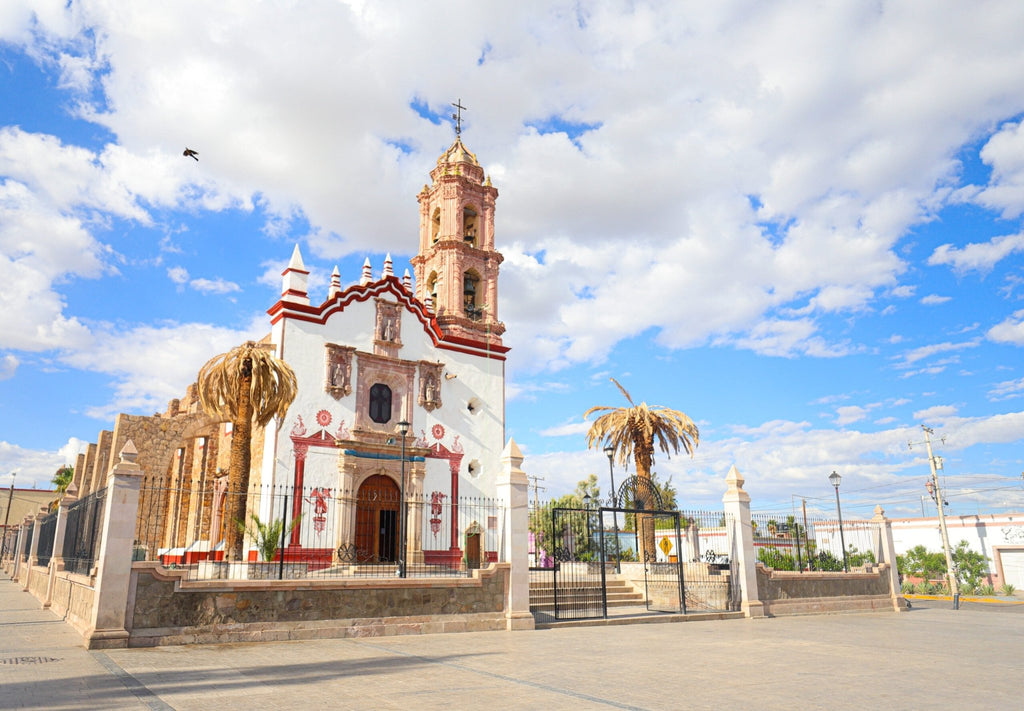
[254,134,509,570]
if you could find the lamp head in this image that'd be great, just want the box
[603,444,614,460]
[397,420,410,436]
[828,470,841,489]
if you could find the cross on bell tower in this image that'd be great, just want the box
[410,109,504,346]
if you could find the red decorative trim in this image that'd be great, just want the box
[268,277,508,360]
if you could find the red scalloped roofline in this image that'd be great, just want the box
[267,276,509,360]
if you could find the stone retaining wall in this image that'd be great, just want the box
[756,563,904,615]
[49,572,97,636]
[126,561,511,647]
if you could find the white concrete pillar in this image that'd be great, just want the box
[870,505,907,612]
[86,441,144,649]
[44,484,78,608]
[722,465,765,618]
[498,439,535,631]
[24,511,45,592]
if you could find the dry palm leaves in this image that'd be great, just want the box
[197,341,297,426]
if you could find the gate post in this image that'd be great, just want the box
[499,439,535,630]
[870,505,907,611]
[722,465,764,618]
[86,441,144,649]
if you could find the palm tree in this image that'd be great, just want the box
[584,378,699,562]
[197,341,297,561]
[49,466,74,512]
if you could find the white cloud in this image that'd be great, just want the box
[987,309,1024,345]
[912,404,958,423]
[896,340,980,367]
[58,318,266,420]
[969,120,1024,218]
[928,232,1024,274]
[167,266,189,285]
[920,294,952,305]
[835,405,868,426]
[0,354,18,380]
[988,377,1024,401]
[190,277,240,295]
[538,419,591,438]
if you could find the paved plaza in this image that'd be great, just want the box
[2,577,1023,710]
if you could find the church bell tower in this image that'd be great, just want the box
[411,123,504,347]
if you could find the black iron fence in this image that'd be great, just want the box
[134,480,504,581]
[34,511,58,568]
[63,487,108,576]
[21,523,31,562]
[1,527,17,560]
[752,512,877,572]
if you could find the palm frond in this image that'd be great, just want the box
[197,341,298,425]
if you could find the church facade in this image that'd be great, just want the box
[257,135,509,568]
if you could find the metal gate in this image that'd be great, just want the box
[547,505,737,620]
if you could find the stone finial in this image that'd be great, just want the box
[383,253,394,278]
[119,440,138,464]
[64,481,79,499]
[402,269,412,292]
[281,244,310,305]
[424,294,434,312]
[723,464,750,504]
[501,438,524,465]
[360,257,372,286]
[871,504,887,522]
[329,266,341,299]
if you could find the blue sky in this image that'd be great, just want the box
[2,2,1024,520]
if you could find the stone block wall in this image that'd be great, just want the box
[756,563,901,615]
[126,562,511,646]
[49,573,97,637]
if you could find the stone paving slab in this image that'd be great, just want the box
[4,575,1024,709]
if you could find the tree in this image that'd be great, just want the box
[896,545,947,581]
[198,340,297,561]
[238,513,301,562]
[584,378,699,562]
[49,466,75,511]
[952,540,988,589]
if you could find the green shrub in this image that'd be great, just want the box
[916,581,936,594]
[901,580,916,594]
[758,547,797,571]
[977,583,996,596]
[1000,583,1016,595]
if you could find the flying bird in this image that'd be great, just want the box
[183,148,199,161]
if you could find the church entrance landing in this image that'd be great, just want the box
[354,475,400,563]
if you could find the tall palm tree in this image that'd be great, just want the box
[197,341,297,561]
[49,465,74,512]
[584,378,699,562]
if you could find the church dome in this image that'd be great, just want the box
[437,137,480,167]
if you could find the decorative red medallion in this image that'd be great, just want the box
[316,409,332,428]
[431,424,445,440]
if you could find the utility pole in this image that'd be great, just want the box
[912,426,959,605]
[526,475,546,566]
[1,471,15,560]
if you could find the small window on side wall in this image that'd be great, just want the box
[369,383,392,424]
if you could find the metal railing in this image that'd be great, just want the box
[34,511,58,568]
[63,488,108,576]
[134,480,504,581]
[751,512,877,572]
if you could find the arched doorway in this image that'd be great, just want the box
[355,474,400,563]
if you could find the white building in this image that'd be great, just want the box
[257,135,508,569]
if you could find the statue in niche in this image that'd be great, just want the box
[375,300,402,346]
[325,344,353,398]
[418,362,444,412]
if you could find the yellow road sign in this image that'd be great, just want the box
[658,536,672,555]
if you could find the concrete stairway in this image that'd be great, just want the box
[529,573,646,615]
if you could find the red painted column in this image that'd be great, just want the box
[290,445,307,548]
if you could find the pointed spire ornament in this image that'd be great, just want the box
[402,269,412,291]
[329,266,341,299]
[281,244,310,305]
[383,253,394,278]
[360,257,372,286]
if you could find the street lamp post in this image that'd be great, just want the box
[397,420,410,578]
[582,493,592,556]
[829,470,848,573]
[603,445,622,574]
